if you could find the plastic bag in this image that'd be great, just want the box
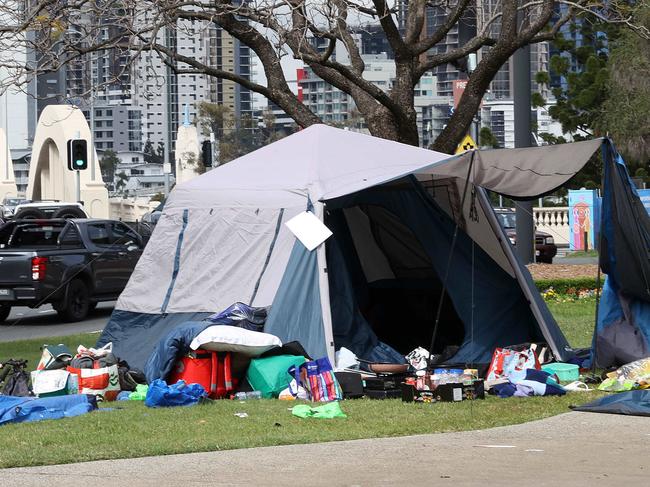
[288,357,343,402]
[335,347,359,370]
[610,357,650,383]
[246,355,306,398]
[406,347,430,371]
[67,364,121,401]
[128,384,149,401]
[71,342,117,369]
[279,380,308,400]
[291,401,347,419]
[204,302,270,332]
[145,379,206,408]
[598,357,650,391]
[30,369,70,397]
[486,346,541,382]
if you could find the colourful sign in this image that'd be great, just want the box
[568,190,600,251]
[453,80,468,108]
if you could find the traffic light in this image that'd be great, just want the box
[201,140,212,168]
[67,139,88,171]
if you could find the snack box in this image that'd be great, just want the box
[401,380,485,403]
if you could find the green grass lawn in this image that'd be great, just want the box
[546,299,597,348]
[0,393,605,469]
[0,300,605,468]
[563,250,599,258]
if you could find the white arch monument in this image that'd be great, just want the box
[27,105,108,217]
[0,127,17,201]
[174,104,201,185]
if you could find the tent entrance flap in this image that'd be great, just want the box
[325,179,549,364]
[326,206,464,359]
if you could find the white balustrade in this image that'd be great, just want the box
[109,197,158,222]
[533,207,569,246]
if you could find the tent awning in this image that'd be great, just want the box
[416,138,604,199]
[320,137,603,201]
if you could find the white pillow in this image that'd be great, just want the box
[190,326,282,357]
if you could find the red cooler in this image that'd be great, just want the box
[169,350,234,399]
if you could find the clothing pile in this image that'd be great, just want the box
[485,344,565,398]
[489,369,566,398]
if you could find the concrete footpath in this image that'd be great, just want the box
[2,412,648,486]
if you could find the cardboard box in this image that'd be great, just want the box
[401,380,485,403]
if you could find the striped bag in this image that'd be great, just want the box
[289,357,343,402]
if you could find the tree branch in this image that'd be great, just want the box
[412,0,473,55]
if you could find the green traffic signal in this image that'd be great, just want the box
[67,139,88,171]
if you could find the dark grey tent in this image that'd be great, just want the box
[593,140,650,368]
[98,126,602,369]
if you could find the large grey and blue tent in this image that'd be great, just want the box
[98,125,603,369]
[593,140,650,368]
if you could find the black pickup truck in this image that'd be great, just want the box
[0,219,144,324]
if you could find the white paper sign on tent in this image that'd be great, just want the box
[285,211,333,251]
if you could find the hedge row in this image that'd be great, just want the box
[534,277,601,294]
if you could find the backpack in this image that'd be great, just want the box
[0,359,32,397]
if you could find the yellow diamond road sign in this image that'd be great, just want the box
[455,134,477,154]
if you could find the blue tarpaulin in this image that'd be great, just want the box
[573,390,650,417]
[0,394,97,425]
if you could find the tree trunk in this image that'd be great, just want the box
[431,45,519,154]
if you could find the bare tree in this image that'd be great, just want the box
[0,1,647,153]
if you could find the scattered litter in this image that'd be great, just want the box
[234,412,249,418]
[565,381,591,392]
[292,401,346,419]
[525,449,544,452]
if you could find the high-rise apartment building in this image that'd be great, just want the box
[29,9,251,161]
[134,22,252,153]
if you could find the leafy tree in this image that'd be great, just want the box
[197,103,287,165]
[181,152,205,175]
[115,171,129,193]
[534,8,649,183]
[479,126,500,148]
[143,139,163,165]
[597,7,650,166]
[156,142,165,163]
[99,150,119,185]
[150,192,165,203]
[3,1,644,153]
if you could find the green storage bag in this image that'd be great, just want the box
[246,355,306,398]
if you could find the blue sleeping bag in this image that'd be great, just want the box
[144,321,213,383]
[0,394,97,425]
[144,303,272,383]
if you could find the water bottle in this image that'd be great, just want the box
[67,374,79,394]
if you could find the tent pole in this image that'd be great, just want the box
[314,200,336,364]
[591,139,608,372]
[477,186,572,361]
[427,152,476,370]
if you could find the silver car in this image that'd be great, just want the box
[2,197,29,219]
